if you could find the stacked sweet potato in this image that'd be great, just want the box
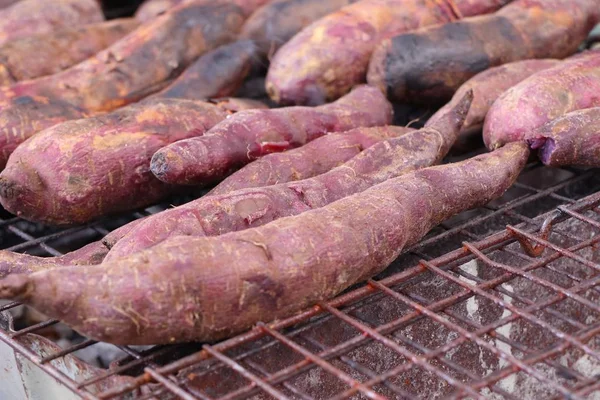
[0,0,598,347]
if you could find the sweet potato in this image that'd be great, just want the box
[0,218,146,278]
[367,0,600,105]
[154,40,257,100]
[0,0,20,8]
[525,108,600,167]
[0,142,528,345]
[483,50,600,149]
[0,0,263,112]
[0,98,266,225]
[106,91,472,260]
[265,0,510,105]
[427,59,560,149]
[0,19,139,86]
[0,0,103,46]
[150,85,392,185]
[208,125,414,195]
[239,0,357,60]
[135,0,186,21]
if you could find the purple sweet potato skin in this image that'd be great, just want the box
[0,19,139,86]
[135,0,187,21]
[525,107,600,167]
[150,85,393,185]
[427,59,560,143]
[106,91,472,260]
[208,125,414,195]
[0,142,528,345]
[0,0,104,46]
[483,50,600,149]
[0,98,264,225]
[367,0,599,104]
[154,40,257,101]
[265,0,508,105]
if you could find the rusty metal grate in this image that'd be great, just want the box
[1,160,600,399]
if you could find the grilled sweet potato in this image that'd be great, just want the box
[135,0,186,21]
[265,0,510,105]
[427,59,560,149]
[367,0,600,104]
[240,0,356,61]
[0,19,139,86]
[209,125,414,195]
[106,91,472,260]
[484,50,600,149]
[154,40,257,100]
[525,107,600,167]
[0,98,265,225]
[0,0,265,112]
[150,85,392,185]
[0,0,103,46]
[0,142,527,345]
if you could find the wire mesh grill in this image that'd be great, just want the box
[1,160,600,400]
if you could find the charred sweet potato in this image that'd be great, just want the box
[0,19,139,86]
[265,0,509,105]
[0,98,265,225]
[209,125,414,195]
[484,50,600,149]
[0,0,103,45]
[0,142,528,345]
[525,107,600,167]
[154,40,257,100]
[0,0,265,112]
[135,0,186,21]
[240,0,356,61]
[367,0,600,104]
[150,85,392,185]
[106,91,472,260]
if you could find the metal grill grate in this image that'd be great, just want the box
[1,160,600,399]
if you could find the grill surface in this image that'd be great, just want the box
[1,158,600,399]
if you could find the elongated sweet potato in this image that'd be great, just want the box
[265,0,509,105]
[427,59,560,148]
[106,91,472,260]
[525,108,600,167]
[0,0,103,46]
[0,218,146,278]
[0,98,265,225]
[367,0,599,105]
[0,142,528,345]
[483,50,600,149]
[0,0,265,112]
[240,0,357,60]
[154,40,257,100]
[135,0,186,21]
[0,19,139,86]
[209,125,414,195]
[150,85,392,185]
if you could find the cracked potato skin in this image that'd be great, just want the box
[0,143,528,345]
[367,0,600,104]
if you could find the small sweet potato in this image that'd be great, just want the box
[135,0,186,21]
[154,40,257,101]
[150,85,393,185]
[239,0,357,60]
[0,0,262,112]
[209,124,414,195]
[427,59,560,149]
[0,142,528,345]
[483,50,600,149]
[0,98,265,225]
[106,91,472,260]
[265,0,509,105]
[367,0,600,104]
[525,107,600,167]
[0,19,139,86]
[0,0,104,46]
